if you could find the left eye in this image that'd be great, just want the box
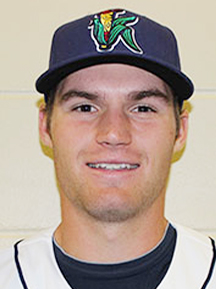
[73,105,97,112]
[132,105,156,113]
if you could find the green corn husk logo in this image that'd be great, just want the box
[89,9,143,54]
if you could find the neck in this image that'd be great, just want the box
[54,194,167,263]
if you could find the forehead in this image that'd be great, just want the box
[57,64,173,99]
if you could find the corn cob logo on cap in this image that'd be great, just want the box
[88,9,143,54]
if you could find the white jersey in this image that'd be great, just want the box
[0,224,215,289]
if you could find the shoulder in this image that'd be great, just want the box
[0,244,22,288]
[0,245,15,266]
[0,228,55,289]
[173,223,215,251]
[172,223,216,287]
[16,228,55,251]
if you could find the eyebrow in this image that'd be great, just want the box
[129,89,172,103]
[58,90,99,103]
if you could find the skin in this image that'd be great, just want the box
[39,64,188,263]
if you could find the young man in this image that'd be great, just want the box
[0,8,215,289]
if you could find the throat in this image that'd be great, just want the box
[54,217,168,263]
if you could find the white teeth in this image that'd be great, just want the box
[88,163,139,170]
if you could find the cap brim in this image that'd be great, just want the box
[36,54,194,101]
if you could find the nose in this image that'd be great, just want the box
[96,109,132,147]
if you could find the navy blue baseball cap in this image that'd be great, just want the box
[35,9,194,102]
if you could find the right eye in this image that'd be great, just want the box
[73,104,97,113]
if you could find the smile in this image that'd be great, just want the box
[87,163,139,171]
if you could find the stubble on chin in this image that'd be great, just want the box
[70,184,164,224]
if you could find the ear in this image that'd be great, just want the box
[39,103,53,148]
[173,109,189,154]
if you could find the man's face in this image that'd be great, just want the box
[40,64,188,223]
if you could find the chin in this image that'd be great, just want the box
[82,194,145,223]
[86,206,140,223]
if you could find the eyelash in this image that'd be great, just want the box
[131,105,157,113]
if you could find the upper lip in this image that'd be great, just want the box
[86,161,140,166]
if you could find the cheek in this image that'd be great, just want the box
[51,122,94,170]
[134,119,177,165]
[51,116,83,146]
[136,118,176,145]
